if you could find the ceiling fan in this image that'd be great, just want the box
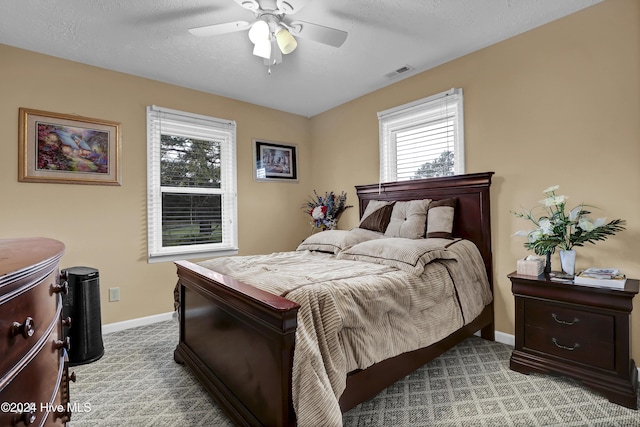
[188,0,348,72]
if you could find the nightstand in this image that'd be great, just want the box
[508,272,639,409]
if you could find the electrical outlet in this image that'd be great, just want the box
[109,287,120,302]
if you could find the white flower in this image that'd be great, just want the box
[513,230,531,237]
[569,206,582,222]
[543,185,559,194]
[539,219,553,235]
[311,206,325,220]
[540,195,566,207]
[594,217,607,227]
[528,229,543,243]
[553,195,566,205]
[578,217,595,232]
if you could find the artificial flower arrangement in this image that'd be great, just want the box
[512,185,626,256]
[302,190,352,231]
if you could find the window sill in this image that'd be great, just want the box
[147,248,239,264]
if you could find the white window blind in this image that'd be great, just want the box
[378,88,464,182]
[146,105,238,263]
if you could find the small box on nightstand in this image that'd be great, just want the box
[516,255,545,276]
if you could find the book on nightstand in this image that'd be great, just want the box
[573,268,627,289]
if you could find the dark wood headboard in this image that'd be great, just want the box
[355,172,494,288]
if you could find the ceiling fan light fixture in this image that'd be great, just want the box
[253,39,272,59]
[188,0,347,73]
[248,19,270,44]
[275,27,297,54]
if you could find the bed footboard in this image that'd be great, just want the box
[174,260,300,427]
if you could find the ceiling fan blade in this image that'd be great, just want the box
[288,20,347,47]
[188,21,251,37]
[276,0,310,14]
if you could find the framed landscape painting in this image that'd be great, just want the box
[19,108,121,185]
[253,139,298,182]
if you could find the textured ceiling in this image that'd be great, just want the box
[0,0,602,117]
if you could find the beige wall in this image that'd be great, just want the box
[2,0,639,357]
[1,45,312,324]
[311,0,640,354]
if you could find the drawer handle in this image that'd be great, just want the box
[55,336,71,351]
[16,409,36,426]
[551,313,579,325]
[10,317,35,339]
[62,316,72,328]
[552,337,580,351]
[52,280,69,295]
[53,409,71,422]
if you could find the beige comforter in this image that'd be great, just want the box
[198,237,492,427]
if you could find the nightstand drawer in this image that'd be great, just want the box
[524,299,613,344]
[524,324,614,370]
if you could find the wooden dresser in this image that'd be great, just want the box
[508,272,639,409]
[0,238,74,426]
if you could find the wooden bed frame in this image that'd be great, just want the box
[173,171,495,426]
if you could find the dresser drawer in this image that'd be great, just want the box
[523,299,615,370]
[0,270,61,377]
[43,359,72,426]
[0,332,66,427]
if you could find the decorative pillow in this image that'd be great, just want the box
[359,201,395,233]
[426,198,457,239]
[296,229,382,255]
[384,199,431,239]
[337,237,458,276]
[348,227,385,240]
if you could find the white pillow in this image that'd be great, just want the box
[384,199,431,239]
[337,237,457,275]
[296,229,382,255]
[426,198,457,239]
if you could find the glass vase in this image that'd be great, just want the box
[559,249,576,276]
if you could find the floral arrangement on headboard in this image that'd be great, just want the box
[302,190,352,231]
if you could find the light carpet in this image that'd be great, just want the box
[68,319,640,426]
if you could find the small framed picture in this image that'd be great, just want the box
[18,108,121,185]
[253,139,298,182]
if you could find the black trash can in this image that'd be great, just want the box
[61,266,104,366]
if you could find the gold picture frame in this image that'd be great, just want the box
[19,108,121,185]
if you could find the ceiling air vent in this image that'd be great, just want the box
[384,65,414,79]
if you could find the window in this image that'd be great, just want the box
[378,88,464,182]
[146,106,237,263]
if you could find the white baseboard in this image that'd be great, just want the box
[474,329,515,347]
[494,330,515,347]
[102,311,175,335]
